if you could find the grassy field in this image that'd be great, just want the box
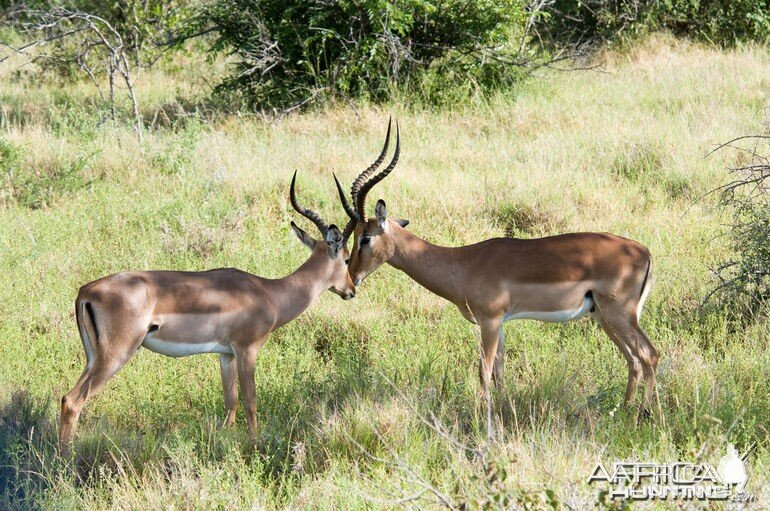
[1,35,770,509]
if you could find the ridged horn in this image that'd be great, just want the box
[350,117,391,207]
[334,172,358,241]
[290,170,328,235]
[355,122,399,219]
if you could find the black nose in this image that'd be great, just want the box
[343,291,355,300]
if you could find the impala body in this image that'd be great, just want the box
[60,173,354,451]
[353,229,651,326]
[334,120,658,415]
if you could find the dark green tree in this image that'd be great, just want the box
[196,0,532,109]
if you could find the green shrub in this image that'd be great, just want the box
[660,0,770,45]
[542,0,770,46]
[542,0,655,44]
[488,200,566,237]
[197,0,530,108]
[709,137,770,319]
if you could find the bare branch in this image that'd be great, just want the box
[3,7,144,144]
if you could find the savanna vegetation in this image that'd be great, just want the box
[1,0,770,509]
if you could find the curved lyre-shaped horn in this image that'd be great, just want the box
[290,170,329,235]
[355,122,399,219]
[350,117,392,206]
[334,173,358,241]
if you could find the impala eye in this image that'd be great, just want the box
[345,258,350,265]
[360,237,371,246]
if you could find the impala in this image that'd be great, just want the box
[59,172,355,452]
[334,121,658,416]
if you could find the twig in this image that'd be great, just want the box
[4,7,144,144]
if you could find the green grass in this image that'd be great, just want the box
[1,34,769,509]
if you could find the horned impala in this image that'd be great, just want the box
[334,120,658,416]
[59,172,355,452]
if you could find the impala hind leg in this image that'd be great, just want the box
[219,354,238,428]
[594,299,658,416]
[597,314,641,405]
[59,343,140,453]
[634,323,658,416]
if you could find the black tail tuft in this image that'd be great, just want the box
[84,302,99,342]
[640,257,652,300]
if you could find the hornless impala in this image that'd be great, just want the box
[333,120,658,416]
[59,172,355,452]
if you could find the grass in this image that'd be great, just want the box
[1,34,770,509]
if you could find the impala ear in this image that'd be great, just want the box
[291,221,315,250]
[395,218,409,228]
[375,199,388,227]
[325,224,344,257]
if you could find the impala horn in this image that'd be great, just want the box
[334,118,400,240]
[290,170,329,235]
[334,173,358,241]
[355,121,400,220]
[350,117,392,207]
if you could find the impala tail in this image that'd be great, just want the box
[75,296,99,371]
[637,256,653,319]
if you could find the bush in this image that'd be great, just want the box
[709,136,770,318]
[197,0,531,109]
[542,0,654,44]
[541,0,770,47]
[660,0,770,45]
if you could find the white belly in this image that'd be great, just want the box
[141,333,233,357]
[505,295,594,323]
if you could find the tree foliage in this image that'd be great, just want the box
[542,0,770,47]
[195,0,532,109]
[2,1,193,68]
[4,0,769,112]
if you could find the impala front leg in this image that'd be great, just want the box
[219,354,238,428]
[477,317,503,440]
[234,340,265,438]
[493,325,505,389]
[478,317,503,396]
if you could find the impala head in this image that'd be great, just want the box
[334,119,409,286]
[290,171,356,300]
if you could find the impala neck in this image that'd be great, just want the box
[266,250,332,328]
[388,227,466,305]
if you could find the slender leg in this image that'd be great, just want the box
[605,317,657,416]
[60,369,91,452]
[477,317,503,440]
[492,325,505,389]
[59,350,136,453]
[594,296,658,416]
[597,314,642,405]
[219,354,238,428]
[234,341,263,438]
[477,318,503,394]
[633,322,658,416]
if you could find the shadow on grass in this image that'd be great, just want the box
[0,317,377,507]
[0,390,57,510]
